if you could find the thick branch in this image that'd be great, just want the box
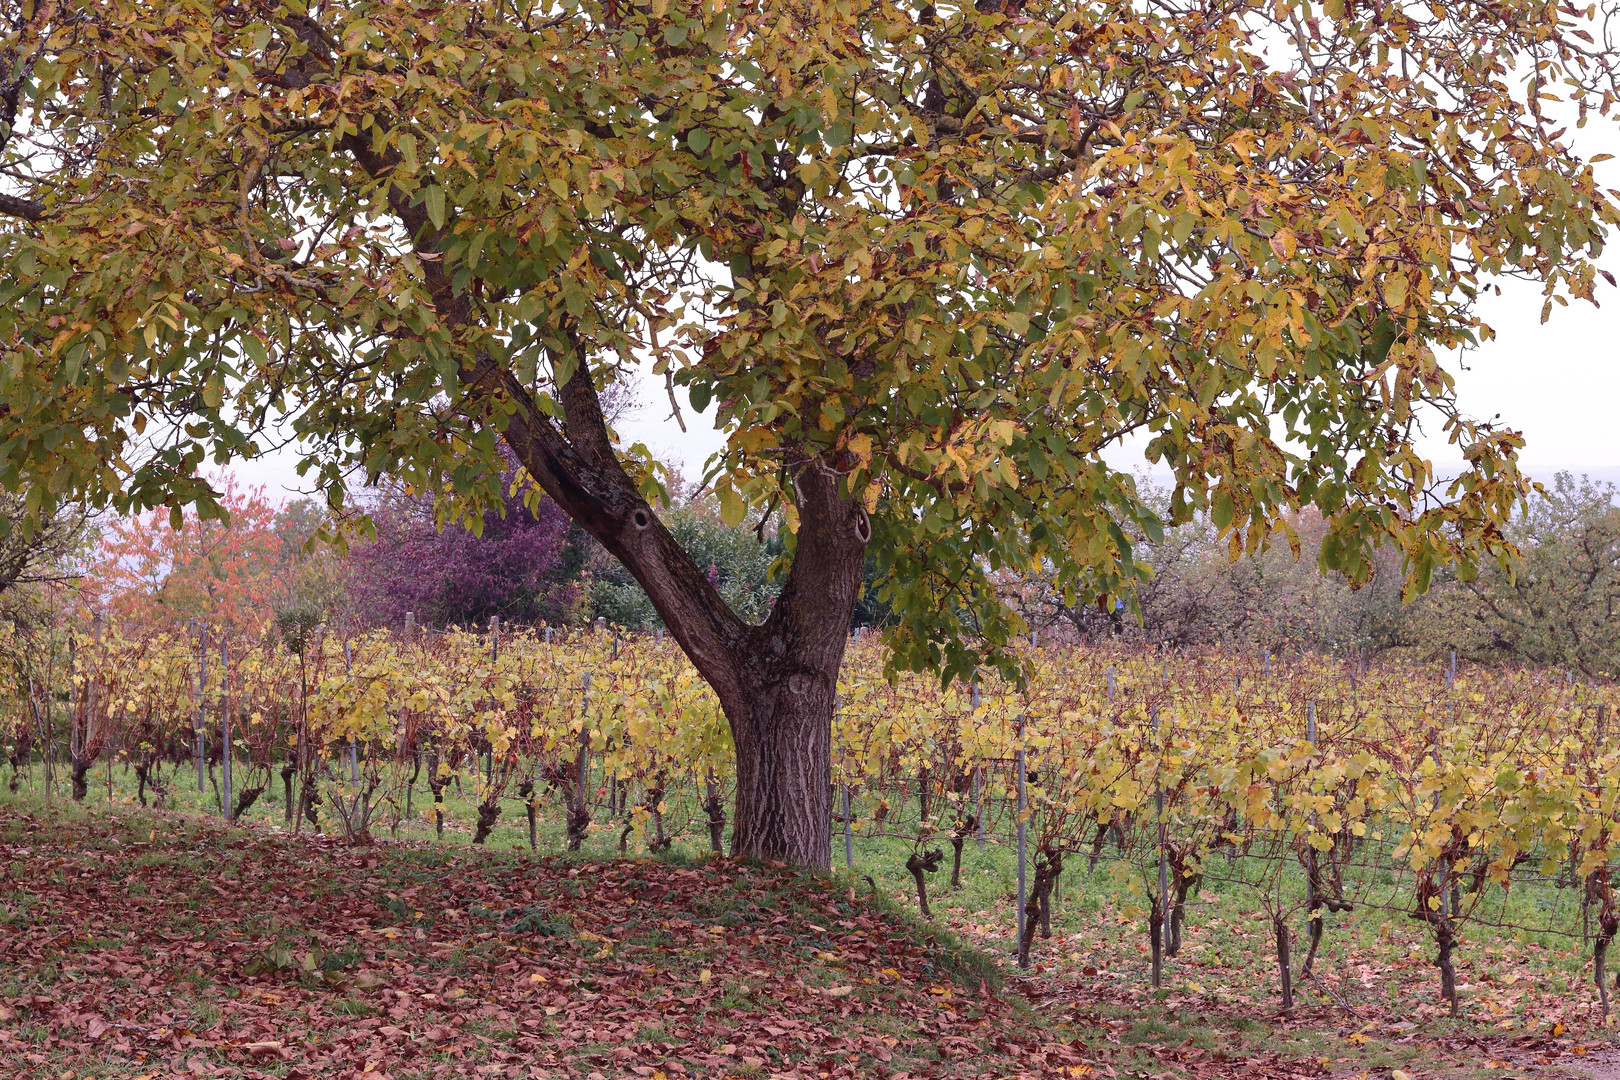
[494,369,748,701]
[0,192,44,221]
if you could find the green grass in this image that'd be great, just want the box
[5,763,1618,1077]
[9,755,1606,1011]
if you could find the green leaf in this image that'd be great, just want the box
[688,381,712,413]
[424,185,446,231]
[687,128,711,154]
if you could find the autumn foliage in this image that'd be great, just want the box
[81,477,295,632]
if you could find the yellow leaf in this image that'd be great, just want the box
[847,432,873,466]
[1385,273,1408,311]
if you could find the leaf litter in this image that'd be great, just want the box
[0,802,1553,1079]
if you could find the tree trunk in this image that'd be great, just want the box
[703,778,727,854]
[1598,933,1613,1018]
[1595,872,1618,1018]
[1039,863,1056,939]
[281,763,296,822]
[1169,872,1199,957]
[906,849,943,917]
[1088,820,1110,872]
[304,155,875,869]
[1435,920,1458,1017]
[234,784,265,820]
[472,797,500,844]
[727,676,838,867]
[503,380,868,869]
[299,773,320,831]
[519,778,537,851]
[1300,911,1324,980]
[950,813,975,889]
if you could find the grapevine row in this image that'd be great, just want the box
[4,618,1617,1015]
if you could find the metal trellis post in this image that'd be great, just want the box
[1154,706,1168,959]
[972,679,984,851]
[196,624,207,793]
[1016,712,1027,967]
[345,641,358,781]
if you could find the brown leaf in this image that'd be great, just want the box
[243,1040,289,1060]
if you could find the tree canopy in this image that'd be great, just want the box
[4,0,1618,862]
[5,0,1610,679]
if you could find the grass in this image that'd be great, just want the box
[4,768,1618,1078]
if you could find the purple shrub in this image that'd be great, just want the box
[346,478,575,630]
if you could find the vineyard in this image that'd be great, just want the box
[6,619,1619,1030]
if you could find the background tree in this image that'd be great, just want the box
[1401,473,1620,676]
[269,496,348,630]
[83,485,347,639]
[1009,499,1407,655]
[0,495,87,633]
[589,488,783,630]
[4,0,1616,865]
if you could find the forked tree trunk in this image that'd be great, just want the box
[502,387,868,869]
